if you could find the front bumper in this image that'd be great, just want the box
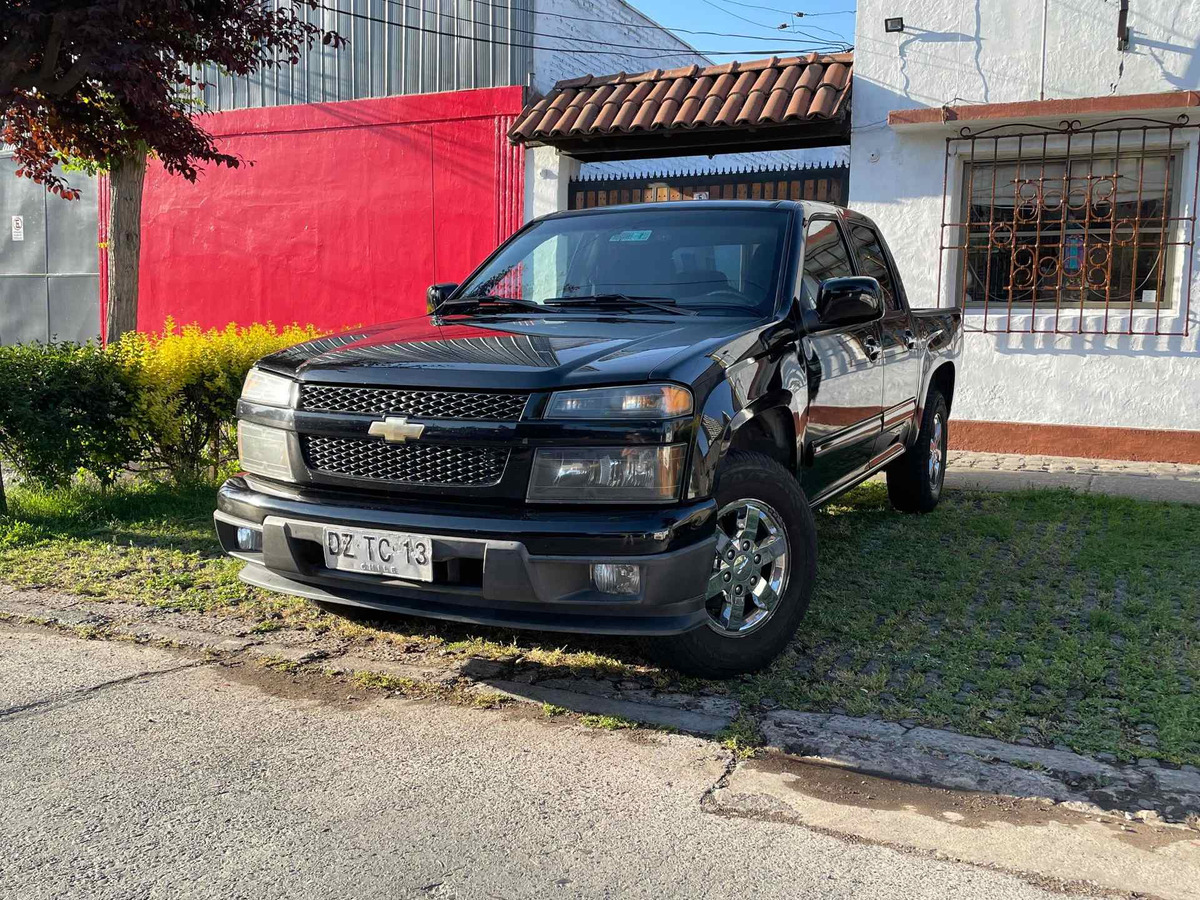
[215,476,718,635]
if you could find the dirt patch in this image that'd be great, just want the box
[213,657,386,708]
[746,753,1199,851]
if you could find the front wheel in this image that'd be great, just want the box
[649,451,817,679]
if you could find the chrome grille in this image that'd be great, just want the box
[299,385,527,420]
[302,436,508,486]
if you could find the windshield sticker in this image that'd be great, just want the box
[609,230,652,242]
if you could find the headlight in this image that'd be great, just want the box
[238,422,296,481]
[544,384,692,419]
[527,445,686,503]
[241,368,295,407]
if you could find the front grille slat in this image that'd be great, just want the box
[300,385,527,421]
[303,436,508,487]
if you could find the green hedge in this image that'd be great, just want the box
[0,341,137,487]
[0,321,321,489]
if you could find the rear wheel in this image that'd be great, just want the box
[886,389,948,513]
[650,451,817,678]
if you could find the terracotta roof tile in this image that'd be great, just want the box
[673,75,714,127]
[809,62,851,118]
[761,65,802,122]
[783,63,824,120]
[592,82,634,132]
[570,84,613,134]
[509,53,852,144]
[664,76,692,105]
[612,81,655,131]
[630,79,673,130]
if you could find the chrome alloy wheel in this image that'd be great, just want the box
[929,413,945,484]
[705,499,790,636]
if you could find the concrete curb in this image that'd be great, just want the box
[943,468,1200,504]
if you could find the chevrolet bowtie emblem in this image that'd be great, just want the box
[368,416,425,443]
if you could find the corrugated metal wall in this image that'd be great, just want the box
[194,0,535,110]
[0,154,100,345]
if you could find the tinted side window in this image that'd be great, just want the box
[849,224,900,311]
[798,218,854,311]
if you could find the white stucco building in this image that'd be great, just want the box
[516,1,1199,463]
[851,0,1200,462]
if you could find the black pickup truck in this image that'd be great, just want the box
[216,201,961,677]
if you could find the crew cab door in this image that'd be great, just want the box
[847,222,923,461]
[795,216,885,502]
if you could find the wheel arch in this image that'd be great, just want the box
[687,382,798,500]
[728,398,797,472]
[927,361,956,414]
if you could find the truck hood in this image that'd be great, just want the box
[257,313,763,390]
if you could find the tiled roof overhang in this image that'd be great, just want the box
[509,53,852,162]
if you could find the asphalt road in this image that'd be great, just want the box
[0,626,1068,900]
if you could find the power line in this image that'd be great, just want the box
[379,0,844,47]
[775,21,850,47]
[311,3,846,59]
[719,0,856,14]
[698,0,851,49]
[699,0,783,31]
[781,18,852,42]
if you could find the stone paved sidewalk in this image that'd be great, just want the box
[940,450,1200,504]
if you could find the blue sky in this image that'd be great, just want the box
[630,0,857,59]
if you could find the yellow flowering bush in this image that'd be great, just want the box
[114,319,322,483]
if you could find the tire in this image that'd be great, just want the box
[886,389,949,514]
[649,451,818,679]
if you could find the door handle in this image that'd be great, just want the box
[863,337,881,361]
[903,329,918,351]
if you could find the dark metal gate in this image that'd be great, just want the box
[0,154,100,345]
[570,163,849,210]
[939,116,1199,335]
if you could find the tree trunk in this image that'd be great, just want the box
[104,148,148,344]
[0,463,7,517]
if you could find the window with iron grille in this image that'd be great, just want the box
[940,118,1199,335]
[962,152,1177,308]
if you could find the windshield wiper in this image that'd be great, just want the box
[545,293,697,316]
[438,295,549,314]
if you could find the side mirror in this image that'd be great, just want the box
[815,276,883,329]
[426,282,458,314]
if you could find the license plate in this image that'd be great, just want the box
[321,526,433,581]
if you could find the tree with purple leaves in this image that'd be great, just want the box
[0,1,344,342]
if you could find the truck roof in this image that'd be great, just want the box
[541,199,849,220]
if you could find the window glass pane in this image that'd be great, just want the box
[848,224,900,310]
[458,208,789,316]
[798,218,853,310]
[961,153,1174,308]
[670,244,762,295]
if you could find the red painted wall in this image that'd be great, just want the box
[132,87,525,333]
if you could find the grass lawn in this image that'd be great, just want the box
[1,478,1197,766]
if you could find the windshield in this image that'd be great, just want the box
[456,207,790,316]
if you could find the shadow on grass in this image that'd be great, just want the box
[5,479,217,538]
[310,599,661,679]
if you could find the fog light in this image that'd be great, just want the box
[592,563,641,595]
[236,526,263,551]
